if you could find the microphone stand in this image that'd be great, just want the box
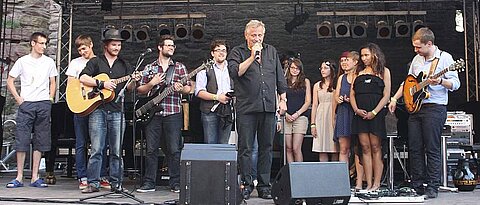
[80,54,147,204]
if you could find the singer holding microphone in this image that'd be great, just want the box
[136,35,191,193]
[79,29,138,193]
[227,20,287,200]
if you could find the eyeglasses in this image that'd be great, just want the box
[213,49,227,53]
[163,44,176,48]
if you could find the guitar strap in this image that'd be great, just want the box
[165,61,176,86]
[428,52,441,77]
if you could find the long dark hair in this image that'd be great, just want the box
[357,43,386,77]
[286,58,306,90]
[319,60,337,92]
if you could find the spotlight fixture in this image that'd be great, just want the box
[395,20,410,38]
[285,12,310,34]
[376,21,392,39]
[120,25,133,42]
[101,25,116,40]
[316,21,332,38]
[135,25,150,42]
[412,20,425,34]
[191,23,205,41]
[158,24,172,36]
[351,21,367,38]
[175,24,189,40]
[334,21,350,38]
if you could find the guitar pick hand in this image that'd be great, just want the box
[104,80,117,91]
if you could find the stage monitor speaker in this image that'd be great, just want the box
[180,144,242,205]
[272,162,350,205]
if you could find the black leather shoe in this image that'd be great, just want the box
[258,189,273,199]
[242,187,252,200]
[414,187,425,195]
[425,188,438,199]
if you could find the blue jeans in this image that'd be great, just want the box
[236,112,276,191]
[74,114,109,180]
[408,104,447,191]
[143,113,183,188]
[86,109,125,187]
[201,112,232,144]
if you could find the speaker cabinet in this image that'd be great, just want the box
[180,144,242,205]
[272,162,351,205]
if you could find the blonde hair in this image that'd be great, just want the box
[245,20,265,34]
[412,27,435,44]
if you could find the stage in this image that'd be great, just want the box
[0,171,478,205]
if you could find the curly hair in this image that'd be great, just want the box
[357,43,386,77]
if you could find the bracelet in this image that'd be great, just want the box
[212,94,218,101]
[390,97,397,103]
[50,97,54,103]
[310,124,316,128]
[371,110,377,116]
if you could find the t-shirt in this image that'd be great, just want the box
[9,54,58,102]
[66,56,90,78]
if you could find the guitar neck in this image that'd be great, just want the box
[418,67,449,89]
[112,75,131,85]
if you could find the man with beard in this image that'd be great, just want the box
[195,39,233,144]
[136,35,191,193]
[227,20,287,200]
[79,29,138,193]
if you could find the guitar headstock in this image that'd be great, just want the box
[450,58,465,72]
[204,59,215,69]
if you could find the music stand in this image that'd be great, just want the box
[80,53,147,204]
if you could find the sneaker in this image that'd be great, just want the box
[136,184,156,193]
[81,184,100,194]
[79,180,88,190]
[100,178,111,189]
[170,184,180,193]
[258,189,273,199]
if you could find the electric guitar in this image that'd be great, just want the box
[403,59,464,114]
[66,71,152,116]
[135,59,214,124]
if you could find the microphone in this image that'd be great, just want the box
[255,50,260,60]
[140,48,153,56]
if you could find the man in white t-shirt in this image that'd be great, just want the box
[65,35,110,190]
[6,32,58,188]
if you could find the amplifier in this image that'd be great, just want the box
[445,112,473,145]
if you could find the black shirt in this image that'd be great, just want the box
[227,43,287,114]
[80,55,132,112]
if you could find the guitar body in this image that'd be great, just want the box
[403,72,429,114]
[66,73,115,116]
[135,95,162,125]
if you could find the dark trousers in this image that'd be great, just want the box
[408,104,446,191]
[143,113,183,188]
[236,112,275,191]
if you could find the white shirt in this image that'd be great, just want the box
[9,54,58,102]
[66,56,89,78]
[195,62,231,96]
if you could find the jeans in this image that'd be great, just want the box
[143,113,183,188]
[74,114,109,180]
[408,104,447,191]
[201,112,232,144]
[237,112,275,191]
[86,109,125,187]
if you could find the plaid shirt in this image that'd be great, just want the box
[140,59,189,116]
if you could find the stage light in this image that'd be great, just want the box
[334,21,350,38]
[101,25,116,40]
[175,24,189,40]
[158,24,172,36]
[395,20,410,38]
[412,20,425,34]
[191,23,205,41]
[285,12,310,34]
[135,25,150,42]
[101,0,112,11]
[455,10,464,32]
[376,21,392,39]
[351,21,367,38]
[120,25,133,42]
[316,21,332,38]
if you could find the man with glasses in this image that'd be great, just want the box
[6,32,58,188]
[136,35,191,193]
[195,40,233,144]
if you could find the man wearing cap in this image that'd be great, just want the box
[79,29,137,193]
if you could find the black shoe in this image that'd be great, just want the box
[242,187,252,200]
[258,189,273,200]
[425,188,438,199]
[414,187,425,195]
[136,184,156,193]
[170,184,180,193]
[81,184,100,194]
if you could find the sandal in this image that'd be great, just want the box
[30,178,48,188]
[6,179,24,188]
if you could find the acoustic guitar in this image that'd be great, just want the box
[66,71,151,116]
[403,59,464,114]
[135,59,214,125]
